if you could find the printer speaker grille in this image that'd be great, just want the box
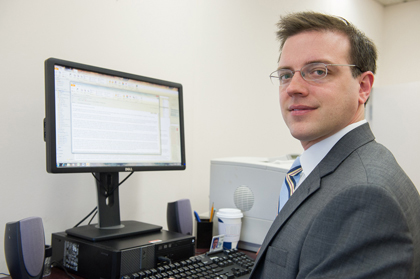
[234,186,254,212]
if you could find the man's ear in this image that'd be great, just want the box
[358,71,374,105]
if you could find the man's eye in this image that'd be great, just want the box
[280,72,292,81]
[309,68,326,76]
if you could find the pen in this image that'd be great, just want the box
[194,211,201,222]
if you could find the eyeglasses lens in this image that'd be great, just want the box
[302,63,328,82]
[270,63,330,86]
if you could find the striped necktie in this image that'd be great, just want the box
[278,157,303,213]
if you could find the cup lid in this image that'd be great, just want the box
[216,208,243,218]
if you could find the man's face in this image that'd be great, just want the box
[278,30,369,150]
[213,238,218,248]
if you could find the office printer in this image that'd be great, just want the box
[209,154,298,252]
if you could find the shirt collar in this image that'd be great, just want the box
[299,120,367,182]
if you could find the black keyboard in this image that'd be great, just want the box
[122,249,255,279]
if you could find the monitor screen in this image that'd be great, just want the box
[44,58,186,241]
[44,58,186,173]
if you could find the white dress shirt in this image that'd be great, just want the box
[296,120,367,189]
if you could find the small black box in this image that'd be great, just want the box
[51,230,195,279]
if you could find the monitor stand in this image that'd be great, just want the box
[65,172,162,242]
[66,221,162,242]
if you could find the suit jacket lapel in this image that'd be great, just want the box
[255,166,321,264]
[253,123,376,268]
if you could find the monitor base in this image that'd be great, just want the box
[65,220,162,242]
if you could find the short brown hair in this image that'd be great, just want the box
[277,11,377,77]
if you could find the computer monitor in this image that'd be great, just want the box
[44,58,186,241]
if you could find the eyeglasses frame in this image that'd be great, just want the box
[270,63,362,86]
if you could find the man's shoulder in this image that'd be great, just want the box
[356,140,404,175]
[334,140,419,208]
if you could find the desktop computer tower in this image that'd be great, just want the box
[51,230,195,279]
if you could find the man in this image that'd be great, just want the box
[249,12,420,278]
[211,237,219,250]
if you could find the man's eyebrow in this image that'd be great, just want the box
[308,60,330,64]
[277,66,293,71]
[277,60,333,71]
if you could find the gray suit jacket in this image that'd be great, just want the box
[250,123,420,278]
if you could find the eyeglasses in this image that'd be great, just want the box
[269,63,361,86]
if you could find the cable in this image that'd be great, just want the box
[92,172,134,197]
[73,172,134,227]
[106,171,134,197]
[157,256,172,265]
[52,262,76,279]
[0,273,10,277]
[74,206,97,228]
[88,210,98,225]
[91,172,100,182]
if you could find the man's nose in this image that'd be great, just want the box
[285,71,309,97]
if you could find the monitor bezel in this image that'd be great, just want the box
[44,57,186,174]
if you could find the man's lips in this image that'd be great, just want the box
[288,105,315,115]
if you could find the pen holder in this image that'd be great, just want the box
[195,219,213,249]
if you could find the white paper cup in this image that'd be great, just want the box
[216,208,243,249]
